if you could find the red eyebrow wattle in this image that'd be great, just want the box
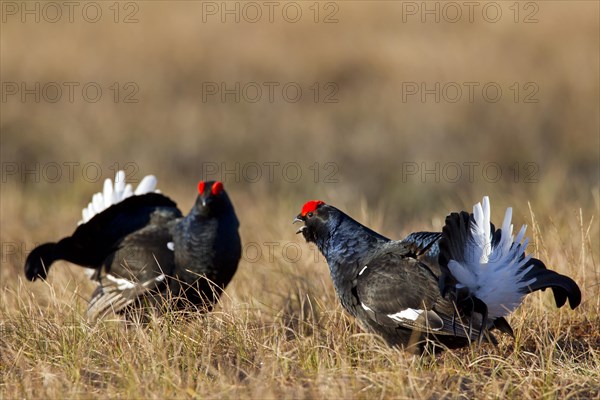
[211,181,224,195]
[198,181,205,194]
[301,200,325,216]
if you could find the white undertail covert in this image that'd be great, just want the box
[79,170,158,225]
[447,196,537,320]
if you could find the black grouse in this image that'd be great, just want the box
[294,198,581,352]
[25,171,242,321]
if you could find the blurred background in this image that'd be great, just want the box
[1,2,598,303]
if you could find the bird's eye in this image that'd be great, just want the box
[307,212,314,218]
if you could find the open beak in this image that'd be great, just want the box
[293,214,307,234]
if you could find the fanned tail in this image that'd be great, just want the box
[25,192,179,281]
[440,196,581,323]
[79,170,158,225]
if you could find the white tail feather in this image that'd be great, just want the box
[448,196,535,320]
[114,170,126,194]
[78,170,158,225]
[123,184,134,199]
[135,175,158,195]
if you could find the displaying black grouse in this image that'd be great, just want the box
[25,171,242,321]
[294,198,581,352]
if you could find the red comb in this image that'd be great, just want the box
[301,200,325,216]
[211,181,224,195]
[198,181,205,194]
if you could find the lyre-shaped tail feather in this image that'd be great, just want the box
[519,258,581,309]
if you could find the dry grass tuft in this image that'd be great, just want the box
[1,198,598,399]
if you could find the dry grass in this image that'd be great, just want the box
[1,1,599,399]
[1,197,598,399]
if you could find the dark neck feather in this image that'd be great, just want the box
[317,212,390,277]
[312,211,389,311]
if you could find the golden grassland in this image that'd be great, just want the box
[1,193,599,399]
[1,2,599,399]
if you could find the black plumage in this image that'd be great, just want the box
[25,174,241,321]
[294,199,581,352]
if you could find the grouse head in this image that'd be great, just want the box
[194,181,234,217]
[293,200,340,244]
